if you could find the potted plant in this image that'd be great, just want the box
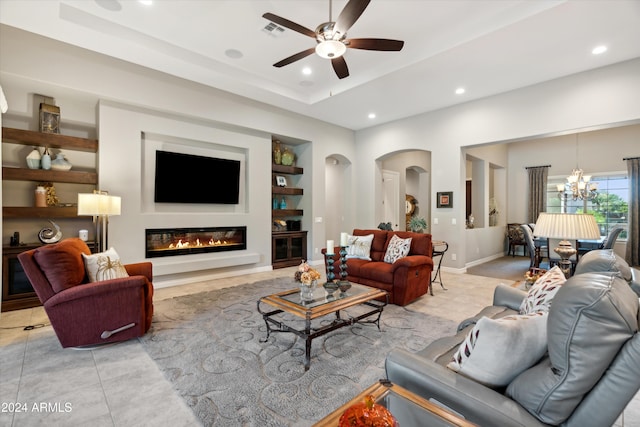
[408,216,428,233]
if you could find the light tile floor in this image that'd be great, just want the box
[0,269,637,426]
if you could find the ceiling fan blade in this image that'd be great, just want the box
[273,47,316,68]
[345,38,405,51]
[262,12,316,38]
[335,0,371,35]
[331,56,349,79]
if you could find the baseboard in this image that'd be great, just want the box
[465,253,506,269]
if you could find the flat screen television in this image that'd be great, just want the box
[154,150,240,204]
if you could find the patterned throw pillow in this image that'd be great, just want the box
[345,234,375,260]
[82,247,129,282]
[519,265,566,314]
[447,312,548,388]
[383,234,412,264]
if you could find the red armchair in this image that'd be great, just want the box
[18,238,154,348]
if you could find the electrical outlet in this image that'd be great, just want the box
[451,218,456,225]
[314,248,318,254]
[451,253,457,261]
[433,218,439,225]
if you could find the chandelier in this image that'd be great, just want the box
[557,168,598,201]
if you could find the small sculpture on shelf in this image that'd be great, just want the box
[51,153,72,171]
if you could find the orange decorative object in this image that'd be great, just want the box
[339,394,399,427]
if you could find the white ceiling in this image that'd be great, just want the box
[1,0,640,130]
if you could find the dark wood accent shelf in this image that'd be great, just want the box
[272,164,303,175]
[2,127,98,152]
[3,167,97,184]
[3,206,80,218]
[272,186,303,195]
[272,209,303,217]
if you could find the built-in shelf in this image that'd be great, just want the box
[3,206,80,218]
[2,167,97,185]
[272,164,303,175]
[272,186,303,195]
[272,209,303,217]
[2,127,98,152]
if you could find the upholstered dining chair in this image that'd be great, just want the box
[600,225,625,250]
[520,224,547,269]
[18,238,154,348]
[506,223,526,257]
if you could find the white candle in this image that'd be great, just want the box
[326,240,334,254]
[340,232,349,247]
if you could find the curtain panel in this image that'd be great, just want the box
[527,166,549,224]
[626,157,640,266]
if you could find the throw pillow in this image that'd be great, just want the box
[519,265,566,314]
[82,247,129,282]
[33,238,92,293]
[447,312,548,388]
[345,234,375,260]
[383,234,412,263]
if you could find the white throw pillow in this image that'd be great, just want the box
[383,234,412,264]
[82,247,129,282]
[447,312,548,388]
[519,265,566,315]
[345,234,375,260]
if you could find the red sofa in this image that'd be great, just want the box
[18,238,154,348]
[322,229,434,306]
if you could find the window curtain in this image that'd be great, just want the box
[527,166,549,224]
[626,157,640,266]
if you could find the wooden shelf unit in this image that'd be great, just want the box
[272,159,306,268]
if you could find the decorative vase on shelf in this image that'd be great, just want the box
[50,153,72,171]
[281,148,294,166]
[26,148,41,169]
[273,140,282,165]
[279,197,287,209]
[272,197,278,210]
[41,147,51,170]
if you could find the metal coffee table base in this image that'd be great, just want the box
[257,292,387,370]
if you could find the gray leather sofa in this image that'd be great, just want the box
[385,250,640,426]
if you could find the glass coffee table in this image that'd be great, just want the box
[313,379,478,427]
[257,282,388,370]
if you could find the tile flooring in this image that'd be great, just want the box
[0,268,637,426]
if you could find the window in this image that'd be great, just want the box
[547,173,628,239]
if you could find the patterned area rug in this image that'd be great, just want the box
[139,279,457,426]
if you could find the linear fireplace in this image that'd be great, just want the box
[145,226,246,258]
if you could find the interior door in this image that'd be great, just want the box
[382,170,400,230]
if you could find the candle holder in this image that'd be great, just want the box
[326,254,335,283]
[339,246,348,282]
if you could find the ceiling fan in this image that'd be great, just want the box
[263,0,404,79]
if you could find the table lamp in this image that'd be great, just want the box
[533,213,600,277]
[77,191,121,252]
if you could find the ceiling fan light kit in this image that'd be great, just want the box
[263,0,404,79]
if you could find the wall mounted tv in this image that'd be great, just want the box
[154,150,240,204]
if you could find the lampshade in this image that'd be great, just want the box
[534,213,600,240]
[77,193,121,216]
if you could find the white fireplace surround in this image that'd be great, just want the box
[98,100,270,286]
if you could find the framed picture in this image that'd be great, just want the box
[437,191,453,208]
[276,175,287,187]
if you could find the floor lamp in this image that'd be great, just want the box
[77,191,121,253]
[534,213,600,277]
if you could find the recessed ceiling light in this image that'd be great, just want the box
[455,87,465,95]
[592,45,607,55]
[368,113,376,119]
[302,67,312,75]
[225,49,243,59]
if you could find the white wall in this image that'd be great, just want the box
[355,58,640,271]
[0,25,356,286]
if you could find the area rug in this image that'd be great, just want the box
[139,279,457,426]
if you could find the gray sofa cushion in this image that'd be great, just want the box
[506,272,639,425]
[574,249,632,282]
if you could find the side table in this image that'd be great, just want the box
[431,240,449,295]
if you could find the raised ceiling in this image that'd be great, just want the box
[1,0,639,130]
